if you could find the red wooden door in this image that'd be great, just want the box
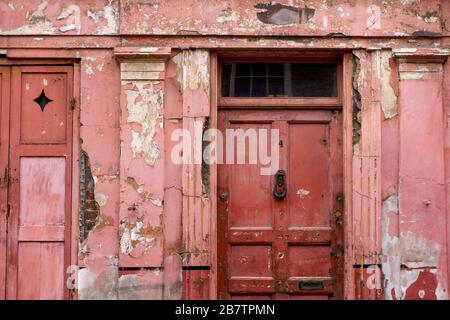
[4,66,73,300]
[218,109,344,300]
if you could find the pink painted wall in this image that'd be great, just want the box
[0,0,449,300]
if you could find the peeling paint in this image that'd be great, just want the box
[0,0,448,302]
[85,64,94,77]
[382,194,400,300]
[87,1,119,35]
[57,5,81,34]
[0,0,55,35]
[125,82,163,166]
[150,198,163,207]
[380,51,398,119]
[181,50,210,92]
[216,8,240,24]
[95,193,108,207]
[119,219,160,257]
[404,269,437,300]
[400,231,440,267]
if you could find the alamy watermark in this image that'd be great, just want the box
[170,120,280,175]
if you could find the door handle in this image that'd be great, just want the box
[273,169,287,200]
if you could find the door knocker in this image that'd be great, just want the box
[273,169,287,200]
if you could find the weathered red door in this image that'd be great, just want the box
[218,109,344,300]
[1,66,73,300]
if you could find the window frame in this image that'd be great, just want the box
[218,55,343,108]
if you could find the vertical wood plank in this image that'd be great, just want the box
[0,67,10,300]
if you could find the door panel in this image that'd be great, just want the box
[228,122,273,229]
[19,157,66,230]
[20,73,68,144]
[287,124,330,228]
[17,242,65,299]
[5,66,73,300]
[218,109,344,300]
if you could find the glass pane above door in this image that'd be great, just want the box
[221,63,338,98]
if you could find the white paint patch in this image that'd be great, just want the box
[379,51,397,119]
[87,2,119,35]
[85,64,94,77]
[400,0,420,4]
[136,185,145,194]
[150,198,163,207]
[423,16,438,24]
[120,220,156,255]
[216,9,240,24]
[322,16,328,29]
[337,6,349,18]
[43,78,48,86]
[296,188,310,198]
[180,50,210,92]
[57,5,81,34]
[139,47,159,53]
[418,290,425,299]
[59,24,77,32]
[95,193,108,207]
[366,5,381,30]
[382,194,400,300]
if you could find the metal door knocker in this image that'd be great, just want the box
[273,169,287,200]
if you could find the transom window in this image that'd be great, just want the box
[221,63,337,98]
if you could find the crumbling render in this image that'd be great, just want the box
[352,54,362,148]
[79,149,100,244]
[254,3,315,25]
[382,191,445,300]
[201,117,210,197]
[78,148,114,253]
[398,231,444,300]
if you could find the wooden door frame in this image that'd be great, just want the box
[0,67,11,300]
[209,51,354,299]
[0,58,81,300]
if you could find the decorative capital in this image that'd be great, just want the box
[114,47,172,81]
[113,47,171,62]
[393,48,450,64]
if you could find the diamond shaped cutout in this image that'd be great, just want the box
[33,89,53,112]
